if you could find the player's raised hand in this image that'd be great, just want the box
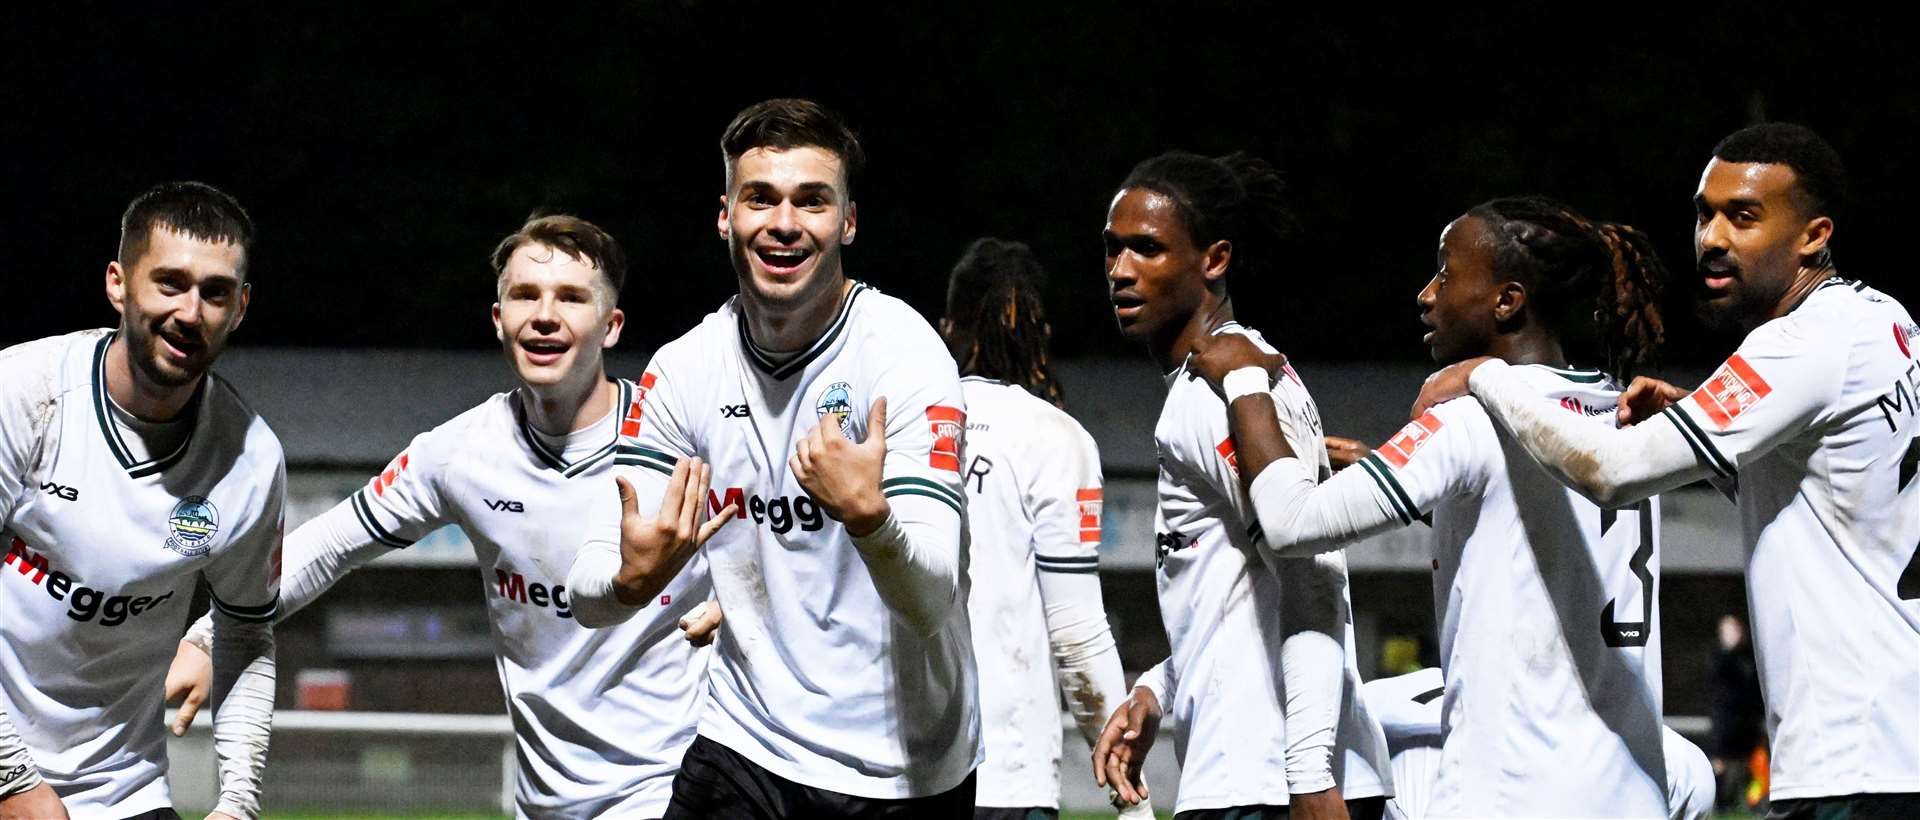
[0,782,69,819]
[1091,687,1160,806]
[1410,355,1494,419]
[165,639,213,735]
[1324,436,1369,473]
[1617,375,1688,426]
[1188,332,1288,398]
[791,397,891,537]
[612,457,737,606]
[678,600,723,647]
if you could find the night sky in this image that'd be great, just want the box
[6,3,1914,368]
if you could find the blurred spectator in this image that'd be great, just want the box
[1708,614,1765,812]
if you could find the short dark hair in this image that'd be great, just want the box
[119,181,255,275]
[944,237,1064,406]
[1118,150,1298,293]
[1713,123,1849,223]
[490,214,628,302]
[720,98,865,197]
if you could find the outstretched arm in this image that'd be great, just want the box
[1414,358,1711,507]
[1188,333,1426,558]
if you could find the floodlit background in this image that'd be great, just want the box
[8,4,1897,816]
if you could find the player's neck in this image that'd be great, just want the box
[1486,327,1567,370]
[103,336,198,422]
[1152,292,1234,373]
[1756,262,1839,331]
[523,372,615,437]
[743,274,853,353]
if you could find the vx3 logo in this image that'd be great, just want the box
[721,404,751,418]
[41,482,78,501]
[485,499,525,513]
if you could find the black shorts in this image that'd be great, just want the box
[1767,792,1920,820]
[1174,795,1386,820]
[665,734,977,819]
[973,808,1057,820]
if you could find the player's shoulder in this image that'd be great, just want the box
[648,297,740,370]
[845,281,946,354]
[968,379,1097,448]
[202,371,286,476]
[428,391,519,447]
[1762,277,1900,342]
[0,329,101,398]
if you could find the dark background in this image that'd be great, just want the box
[4,3,1913,367]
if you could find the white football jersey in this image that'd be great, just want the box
[618,282,981,799]
[311,379,709,818]
[1662,726,1714,820]
[1152,323,1390,813]
[0,330,282,817]
[1363,669,1444,820]
[1357,365,1666,818]
[960,377,1120,809]
[1658,278,1920,800]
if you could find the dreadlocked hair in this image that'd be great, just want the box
[1119,150,1298,293]
[1467,196,1668,380]
[945,237,1066,407]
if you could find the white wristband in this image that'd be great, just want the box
[1223,366,1272,403]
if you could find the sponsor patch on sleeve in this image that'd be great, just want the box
[927,405,965,472]
[1215,437,1240,475]
[370,451,410,496]
[1076,488,1103,543]
[1379,413,1443,469]
[1689,354,1773,430]
[622,373,656,437]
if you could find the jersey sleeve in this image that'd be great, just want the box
[201,443,287,623]
[1351,398,1491,525]
[344,430,453,550]
[0,336,67,528]
[869,363,968,529]
[571,366,693,628]
[1660,320,1849,480]
[1027,415,1105,575]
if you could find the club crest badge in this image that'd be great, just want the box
[165,496,220,557]
[816,381,854,434]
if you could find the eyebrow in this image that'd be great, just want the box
[149,266,240,286]
[1696,193,1766,211]
[739,180,837,197]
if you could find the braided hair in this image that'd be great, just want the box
[944,237,1066,407]
[1467,196,1668,380]
[1118,151,1298,292]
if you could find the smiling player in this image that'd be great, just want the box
[166,215,728,819]
[568,99,979,819]
[1413,123,1920,819]
[0,182,279,820]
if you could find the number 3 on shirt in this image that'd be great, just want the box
[1601,500,1655,648]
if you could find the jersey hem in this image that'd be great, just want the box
[696,723,983,801]
[1172,787,1296,814]
[1769,779,1920,800]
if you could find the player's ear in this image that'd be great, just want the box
[716,195,731,243]
[602,307,625,349]
[1493,280,1528,323]
[229,281,251,332]
[491,302,505,343]
[104,261,128,317]
[1202,239,1232,285]
[841,200,857,246]
[1798,214,1835,264]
